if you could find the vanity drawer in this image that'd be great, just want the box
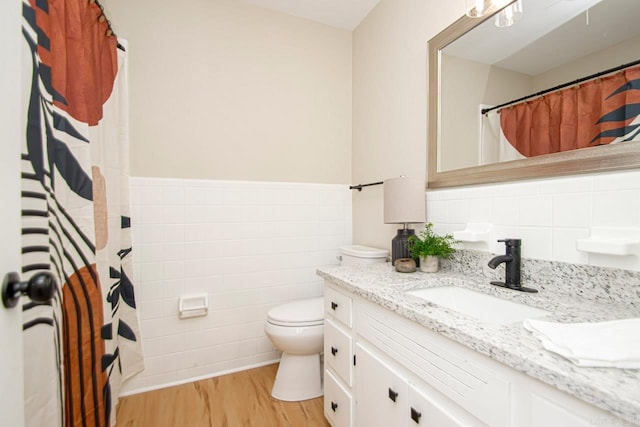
[325,285,353,328]
[325,318,353,386]
[324,369,352,427]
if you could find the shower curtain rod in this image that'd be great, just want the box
[481,58,640,116]
[91,0,126,52]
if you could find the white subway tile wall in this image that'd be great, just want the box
[426,170,640,271]
[124,177,352,394]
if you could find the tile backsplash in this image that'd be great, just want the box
[123,177,352,394]
[444,250,640,310]
[427,170,640,272]
[123,170,640,394]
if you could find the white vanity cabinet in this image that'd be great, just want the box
[354,341,485,427]
[324,286,354,427]
[324,283,490,427]
[323,281,636,427]
[354,293,507,427]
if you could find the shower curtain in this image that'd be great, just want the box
[21,0,143,426]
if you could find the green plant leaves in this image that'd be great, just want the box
[408,223,458,259]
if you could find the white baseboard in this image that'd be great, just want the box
[119,358,281,397]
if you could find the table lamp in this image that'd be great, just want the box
[384,176,426,265]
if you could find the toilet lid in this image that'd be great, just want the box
[267,297,324,327]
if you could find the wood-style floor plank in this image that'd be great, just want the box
[115,363,330,427]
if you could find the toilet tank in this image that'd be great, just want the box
[339,245,389,266]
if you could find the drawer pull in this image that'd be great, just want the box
[331,346,338,356]
[331,401,338,412]
[410,407,422,423]
[388,388,399,402]
[331,301,338,310]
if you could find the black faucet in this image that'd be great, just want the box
[487,239,537,293]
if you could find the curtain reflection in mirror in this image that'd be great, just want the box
[480,110,525,164]
[497,65,640,157]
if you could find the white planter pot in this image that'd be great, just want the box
[419,255,439,273]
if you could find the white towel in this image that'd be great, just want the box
[523,318,640,369]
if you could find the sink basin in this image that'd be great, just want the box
[406,286,550,325]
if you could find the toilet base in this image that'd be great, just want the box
[271,353,323,401]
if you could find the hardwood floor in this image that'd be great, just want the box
[115,363,330,427]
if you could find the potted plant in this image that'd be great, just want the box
[408,223,458,273]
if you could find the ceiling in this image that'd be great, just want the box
[240,0,381,30]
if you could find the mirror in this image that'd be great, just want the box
[428,0,640,188]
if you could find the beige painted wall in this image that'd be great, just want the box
[352,0,465,249]
[440,55,532,171]
[533,34,640,91]
[103,0,352,184]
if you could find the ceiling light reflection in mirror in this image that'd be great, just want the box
[465,0,513,18]
[495,0,523,27]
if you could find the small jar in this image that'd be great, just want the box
[395,258,416,273]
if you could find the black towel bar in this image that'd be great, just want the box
[349,181,383,191]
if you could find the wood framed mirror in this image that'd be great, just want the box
[427,0,640,188]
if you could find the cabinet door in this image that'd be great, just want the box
[530,394,597,427]
[408,382,486,427]
[325,369,352,427]
[354,343,407,427]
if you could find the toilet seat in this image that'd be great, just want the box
[268,318,323,327]
[267,297,324,327]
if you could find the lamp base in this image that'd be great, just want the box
[391,228,415,266]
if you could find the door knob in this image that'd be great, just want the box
[2,271,56,308]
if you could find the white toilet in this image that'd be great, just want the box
[264,245,388,401]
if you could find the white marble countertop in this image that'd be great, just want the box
[317,263,640,425]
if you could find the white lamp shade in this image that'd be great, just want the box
[383,177,426,224]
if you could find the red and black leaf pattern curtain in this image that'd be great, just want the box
[500,65,640,157]
[21,0,143,426]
